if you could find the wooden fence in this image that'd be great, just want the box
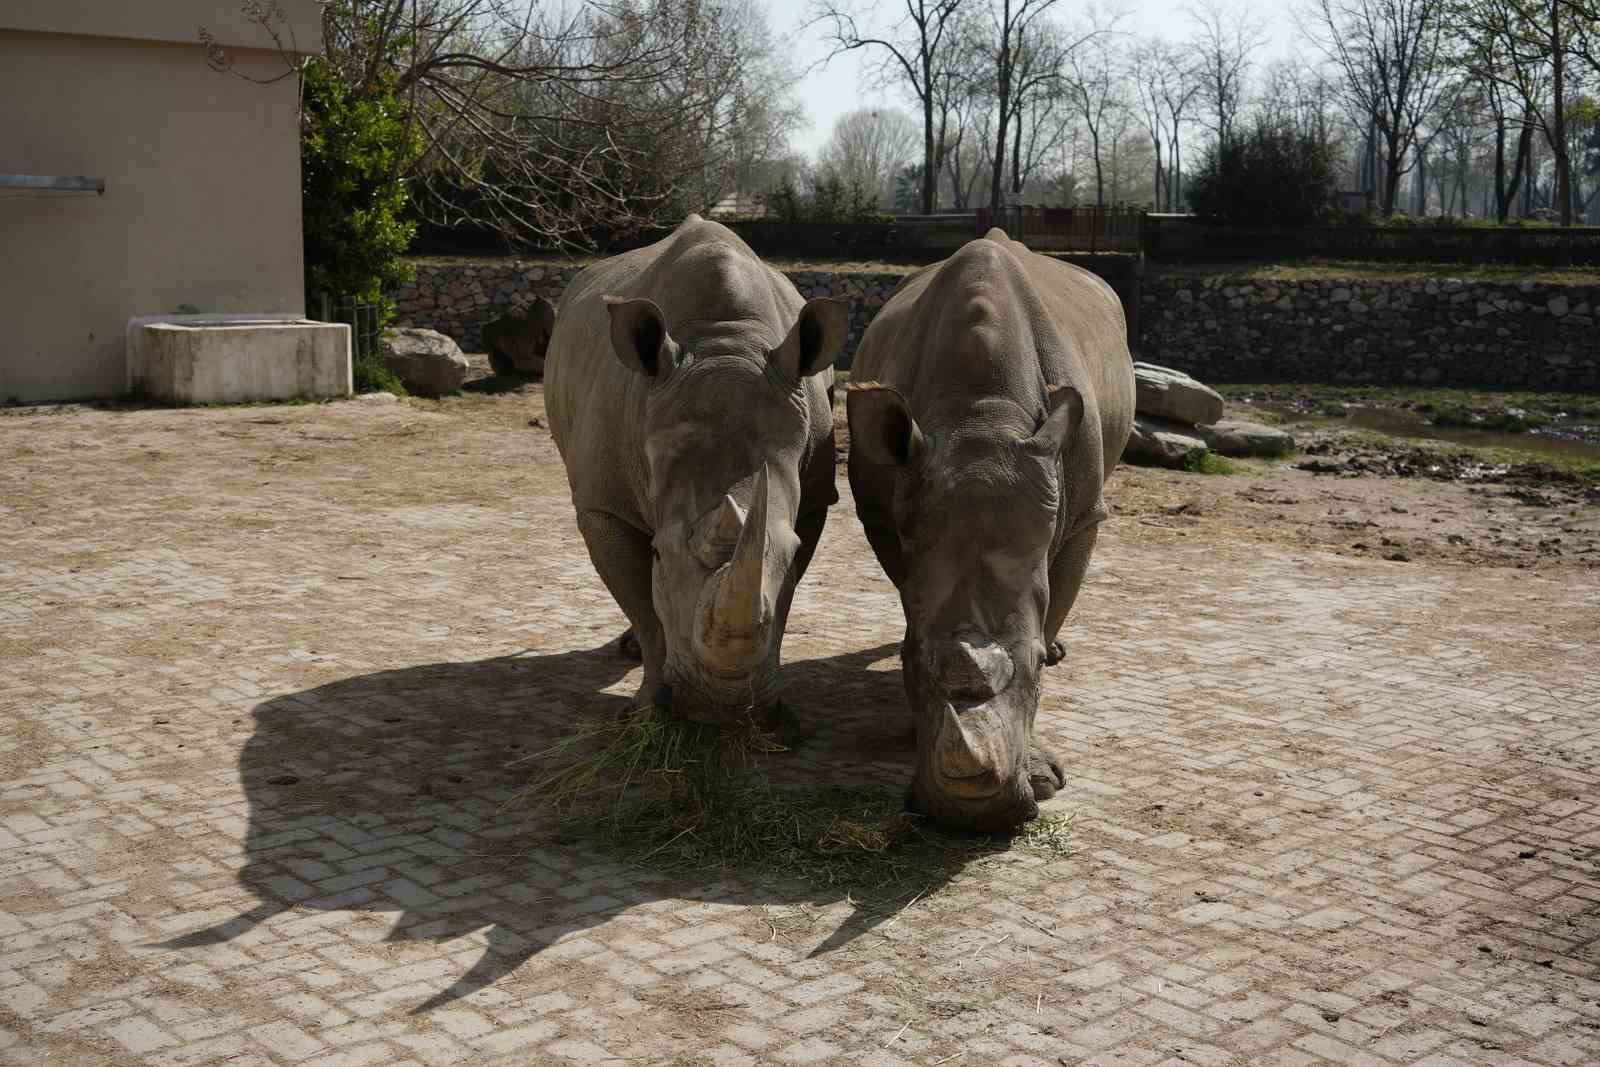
[976,206,1144,253]
[1143,216,1600,265]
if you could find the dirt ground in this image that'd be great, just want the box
[2,381,1598,1066]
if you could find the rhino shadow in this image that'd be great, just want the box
[157,640,987,1011]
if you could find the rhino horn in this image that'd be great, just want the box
[934,703,1009,792]
[694,493,747,563]
[709,464,772,642]
[935,635,1014,700]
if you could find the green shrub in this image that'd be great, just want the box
[300,55,419,320]
[352,356,406,396]
[1188,119,1338,227]
[1182,450,1236,475]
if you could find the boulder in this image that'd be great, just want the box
[1133,361,1225,426]
[483,297,556,377]
[1196,419,1296,457]
[380,328,468,395]
[1124,415,1208,468]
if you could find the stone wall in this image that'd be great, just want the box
[1140,274,1600,391]
[392,259,1599,391]
[392,260,909,368]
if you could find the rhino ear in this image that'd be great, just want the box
[847,383,925,468]
[604,296,680,378]
[1025,385,1083,456]
[528,296,556,335]
[774,298,849,378]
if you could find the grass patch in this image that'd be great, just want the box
[1183,450,1236,475]
[1183,258,1600,286]
[1216,383,1600,424]
[1416,401,1546,434]
[515,706,1074,900]
[353,356,407,396]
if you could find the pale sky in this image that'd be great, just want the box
[767,0,1302,156]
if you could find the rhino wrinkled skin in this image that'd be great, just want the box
[847,229,1135,831]
[544,216,847,722]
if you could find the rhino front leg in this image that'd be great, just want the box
[576,510,665,704]
[772,503,829,639]
[1028,521,1100,800]
[1042,521,1099,667]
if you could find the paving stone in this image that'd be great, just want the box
[1,395,1596,1065]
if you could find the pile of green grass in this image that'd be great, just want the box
[353,356,407,396]
[1183,450,1237,475]
[514,706,1074,898]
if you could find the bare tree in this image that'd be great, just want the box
[1309,0,1459,214]
[1003,21,1079,199]
[1449,0,1553,219]
[1154,46,1204,209]
[1451,0,1586,223]
[984,0,1070,213]
[930,9,992,207]
[1060,15,1129,205]
[210,0,795,245]
[816,107,924,205]
[808,0,968,213]
[1187,0,1268,152]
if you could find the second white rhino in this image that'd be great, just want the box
[848,230,1135,831]
[543,216,848,722]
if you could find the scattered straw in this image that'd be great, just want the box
[513,706,1078,902]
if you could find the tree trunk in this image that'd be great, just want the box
[1420,143,1433,215]
[1011,98,1024,195]
[987,1,1013,216]
[921,52,936,215]
[1151,132,1163,212]
[1381,131,1401,216]
[1550,0,1571,226]
[1091,129,1104,205]
[1494,118,1509,221]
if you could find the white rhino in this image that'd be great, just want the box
[847,229,1134,830]
[544,216,848,722]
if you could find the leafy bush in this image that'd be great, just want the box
[352,356,406,396]
[300,56,419,319]
[763,174,887,223]
[1187,119,1338,227]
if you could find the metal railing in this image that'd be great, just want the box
[317,293,381,361]
[976,205,1145,253]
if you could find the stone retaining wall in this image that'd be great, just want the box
[1141,275,1599,390]
[392,260,909,368]
[393,259,1599,390]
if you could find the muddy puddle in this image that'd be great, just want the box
[1243,401,1600,462]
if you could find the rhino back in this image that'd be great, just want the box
[853,232,1133,481]
[544,217,825,531]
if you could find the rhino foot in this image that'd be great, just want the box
[614,627,643,662]
[1043,639,1066,667]
[1026,745,1066,801]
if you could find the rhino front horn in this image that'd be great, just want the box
[704,465,773,662]
[934,703,1009,795]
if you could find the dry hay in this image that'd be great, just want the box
[514,705,1075,901]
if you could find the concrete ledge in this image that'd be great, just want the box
[127,314,351,403]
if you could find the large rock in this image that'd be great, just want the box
[1133,361,1225,426]
[483,298,555,377]
[1124,415,1208,468]
[380,328,468,395]
[1196,419,1296,457]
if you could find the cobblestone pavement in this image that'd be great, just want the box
[3,393,1598,1066]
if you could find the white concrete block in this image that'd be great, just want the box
[127,314,351,404]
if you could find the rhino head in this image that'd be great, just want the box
[849,383,1083,830]
[605,293,848,723]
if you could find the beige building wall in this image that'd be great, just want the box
[0,2,320,402]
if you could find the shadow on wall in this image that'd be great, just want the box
[153,640,968,1012]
